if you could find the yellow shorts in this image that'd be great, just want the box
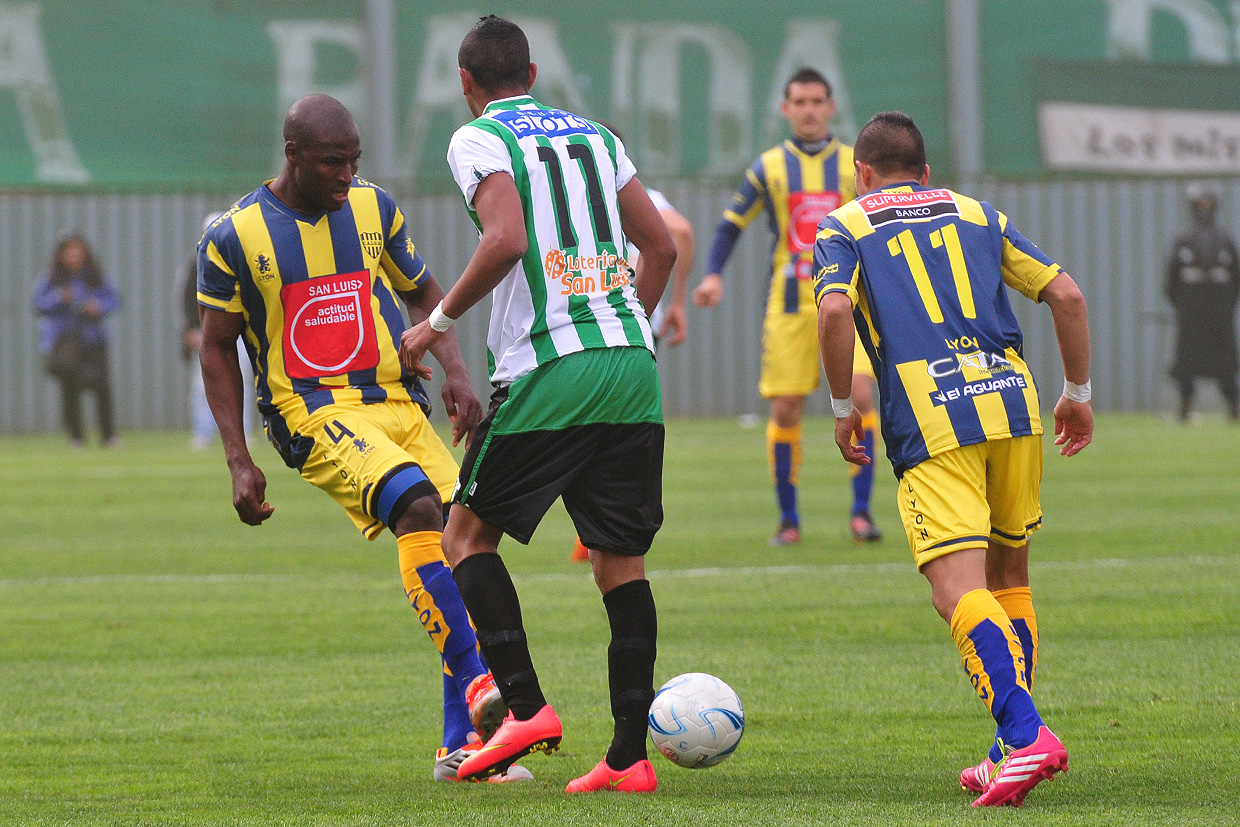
[760,308,820,398]
[897,434,1043,569]
[295,400,459,540]
[758,310,870,397]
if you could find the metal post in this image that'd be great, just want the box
[364,0,398,181]
[946,0,984,191]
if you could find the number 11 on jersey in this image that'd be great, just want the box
[888,223,977,323]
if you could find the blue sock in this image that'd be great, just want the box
[969,618,1043,750]
[768,422,801,528]
[774,444,798,526]
[442,666,475,751]
[850,426,876,516]
[415,561,487,697]
[952,590,1043,756]
[990,613,1038,762]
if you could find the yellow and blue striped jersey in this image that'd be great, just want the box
[813,183,1063,476]
[197,177,432,450]
[718,137,855,314]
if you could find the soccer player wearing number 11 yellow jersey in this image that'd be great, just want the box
[814,111,1093,808]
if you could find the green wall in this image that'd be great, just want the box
[1,0,1236,189]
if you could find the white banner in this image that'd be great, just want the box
[1039,102,1240,174]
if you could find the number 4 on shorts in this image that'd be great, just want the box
[324,419,355,444]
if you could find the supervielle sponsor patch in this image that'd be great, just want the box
[859,189,959,228]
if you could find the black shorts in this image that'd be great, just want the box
[454,388,664,553]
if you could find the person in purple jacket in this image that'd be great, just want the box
[33,233,121,447]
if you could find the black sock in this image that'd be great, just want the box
[602,579,657,769]
[452,553,546,720]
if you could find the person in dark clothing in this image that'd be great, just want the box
[33,233,121,447]
[1166,183,1240,422]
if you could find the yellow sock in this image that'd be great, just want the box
[994,586,1038,688]
[398,530,447,575]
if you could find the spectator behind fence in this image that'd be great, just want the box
[1166,182,1240,422]
[33,233,121,448]
[183,212,257,450]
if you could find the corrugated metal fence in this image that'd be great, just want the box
[2,178,1237,434]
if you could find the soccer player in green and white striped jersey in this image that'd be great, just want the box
[399,15,676,793]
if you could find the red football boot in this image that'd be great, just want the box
[565,758,657,793]
[457,705,563,781]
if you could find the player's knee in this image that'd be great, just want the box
[439,506,504,567]
[589,548,647,594]
[391,491,444,535]
[930,588,959,623]
[851,374,874,410]
[770,396,803,427]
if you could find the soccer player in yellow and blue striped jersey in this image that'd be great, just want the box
[197,94,528,783]
[815,111,1093,807]
[695,68,881,546]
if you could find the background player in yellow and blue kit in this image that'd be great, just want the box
[196,94,529,784]
[695,68,881,546]
[815,111,1093,807]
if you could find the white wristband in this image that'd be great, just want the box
[427,302,454,332]
[831,396,855,419]
[1063,378,1091,403]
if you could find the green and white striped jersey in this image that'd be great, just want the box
[447,95,654,386]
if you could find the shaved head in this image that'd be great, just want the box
[283,94,359,148]
[271,94,362,214]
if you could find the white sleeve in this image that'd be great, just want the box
[646,189,673,213]
[612,134,637,191]
[446,125,513,208]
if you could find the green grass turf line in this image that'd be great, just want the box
[0,414,1237,825]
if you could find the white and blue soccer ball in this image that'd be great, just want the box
[647,672,745,768]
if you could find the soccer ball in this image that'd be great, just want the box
[647,672,745,768]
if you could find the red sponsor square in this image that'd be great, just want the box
[280,271,380,379]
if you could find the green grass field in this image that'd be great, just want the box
[2,415,1238,826]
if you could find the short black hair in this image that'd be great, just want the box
[784,67,831,99]
[854,111,927,178]
[458,15,530,94]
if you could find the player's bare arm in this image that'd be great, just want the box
[693,273,723,307]
[1039,272,1094,457]
[817,291,868,466]
[657,207,695,345]
[617,177,675,314]
[396,277,483,447]
[400,172,527,379]
[199,306,274,525]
